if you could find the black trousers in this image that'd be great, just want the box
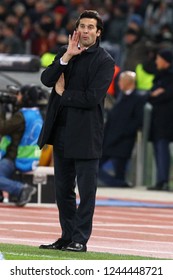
[153,138,170,184]
[99,156,128,181]
[53,127,99,245]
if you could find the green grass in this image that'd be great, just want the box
[0,243,162,260]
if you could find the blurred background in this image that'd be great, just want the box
[0,0,173,191]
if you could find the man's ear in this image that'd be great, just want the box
[97,29,101,38]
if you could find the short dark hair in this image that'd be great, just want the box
[20,85,42,107]
[75,10,103,34]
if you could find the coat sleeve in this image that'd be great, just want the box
[149,75,173,104]
[149,89,173,104]
[40,47,67,87]
[123,97,144,137]
[60,58,114,109]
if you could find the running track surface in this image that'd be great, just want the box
[0,202,173,259]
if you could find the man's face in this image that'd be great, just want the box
[155,54,170,70]
[16,92,23,104]
[124,33,137,45]
[118,76,127,91]
[77,18,101,48]
[118,75,134,92]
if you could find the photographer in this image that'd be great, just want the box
[0,85,43,206]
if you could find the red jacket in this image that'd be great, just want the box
[107,65,120,96]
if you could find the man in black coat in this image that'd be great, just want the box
[99,71,145,187]
[38,10,114,252]
[147,49,173,191]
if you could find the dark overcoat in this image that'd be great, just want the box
[38,42,114,159]
[102,90,145,158]
[148,67,173,141]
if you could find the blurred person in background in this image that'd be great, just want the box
[98,71,145,187]
[0,85,44,206]
[144,0,173,39]
[0,23,25,54]
[135,44,157,95]
[120,25,148,71]
[103,2,129,45]
[153,23,173,50]
[147,48,173,191]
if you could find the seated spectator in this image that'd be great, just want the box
[0,23,25,54]
[0,85,44,206]
[154,23,173,49]
[98,71,145,187]
[103,2,129,45]
[144,0,173,39]
[128,13,144,34]
[120,27,148,71]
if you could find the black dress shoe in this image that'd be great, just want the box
[147,182,169,191]
[62,241,87,252]
[39,238,71,250]
[112,181,134,188]
[0,190,4,203]
[119,181,134,188]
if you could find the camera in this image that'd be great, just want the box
[0,84,49,106]
[0,84,49,117]
[0,85,22,105]
[0,90,17,104]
